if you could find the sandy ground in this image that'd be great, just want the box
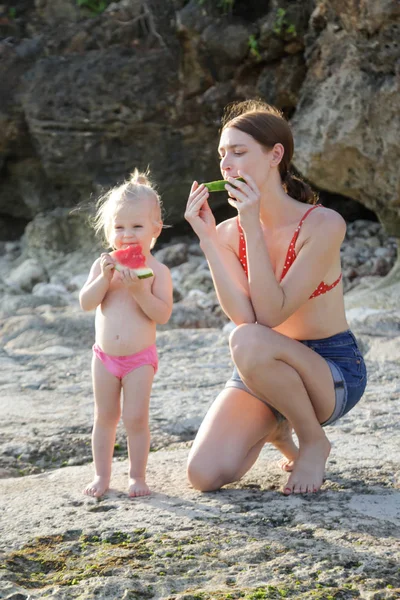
[0,301,399,599]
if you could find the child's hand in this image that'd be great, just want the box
[99,253,115,282]
[119,268,149,295]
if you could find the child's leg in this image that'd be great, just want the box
[121,365,154,497]
[84,355,121,497]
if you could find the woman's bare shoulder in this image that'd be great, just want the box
[216,216,240,245]
[305,206,347,239]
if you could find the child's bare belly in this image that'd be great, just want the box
[95,288,156,356]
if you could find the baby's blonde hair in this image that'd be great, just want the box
[93,168,163,249]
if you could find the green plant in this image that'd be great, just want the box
[218,0,235,13]
[76,0,109,16]
[8,6,17,18]
[196,0,235,16]
[248,34,261,60]
[273,7,297,38]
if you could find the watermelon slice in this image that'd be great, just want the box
[203,177,245,192]
[111,245,154,279]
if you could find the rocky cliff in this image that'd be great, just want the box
[0,0,399,250]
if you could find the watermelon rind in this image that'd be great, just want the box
[114,264,154,279]
[135,268,154,279]
[203,177,245,192]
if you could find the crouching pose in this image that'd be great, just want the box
[184,100,367,494]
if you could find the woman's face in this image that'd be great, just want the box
[218,126,272,189]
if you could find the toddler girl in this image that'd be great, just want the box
[80,170,173,498]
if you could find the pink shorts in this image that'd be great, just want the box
[92,343,158,379]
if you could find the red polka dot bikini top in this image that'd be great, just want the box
[237,204,342,299]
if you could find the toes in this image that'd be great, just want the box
[84,485,105,498]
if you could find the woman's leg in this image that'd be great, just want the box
[84,355,122,497]
[273,420,298,472]
[187,386,281,492]
[230,324,336,494]
[121,365,154,497]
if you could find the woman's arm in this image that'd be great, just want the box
[246,210,346,327]
[185,181,255,325]
[201,221,255,324]
[226,174,346,328]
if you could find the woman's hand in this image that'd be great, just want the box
[99,253,115,282]
[184,181,217,241]
[225,171,261,230]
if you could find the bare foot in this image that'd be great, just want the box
[270,420,298,472]
[128,477,151,498]
[278,457,295,472]
[83,475,109,498]
[283,435,331,495]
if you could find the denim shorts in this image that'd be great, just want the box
[225,329,367,427]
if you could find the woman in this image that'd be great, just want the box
[184,100,367,495]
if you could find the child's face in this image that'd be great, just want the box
[109,197,161,252]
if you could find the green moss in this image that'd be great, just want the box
[1,531,154,589]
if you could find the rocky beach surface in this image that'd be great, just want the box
[0,220,399,600]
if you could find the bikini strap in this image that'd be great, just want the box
[237,205,322,280]
[290,204,322,247]
[237,217,248,276]
[280,204,322,282]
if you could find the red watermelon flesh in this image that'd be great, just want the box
[111,245,154,279]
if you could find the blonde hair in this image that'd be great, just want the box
[92,168,163,249]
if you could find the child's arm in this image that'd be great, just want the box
[120,262,173,325]
[79,254,114,311]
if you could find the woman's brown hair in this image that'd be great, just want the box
[221,100,317,204]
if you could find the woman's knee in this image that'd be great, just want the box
[187,455,224,492]
[229,323,273,372]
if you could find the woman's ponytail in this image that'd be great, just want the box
[283,171,318,205]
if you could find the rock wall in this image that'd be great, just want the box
[0,0,399,250]
[291,0,400,236]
